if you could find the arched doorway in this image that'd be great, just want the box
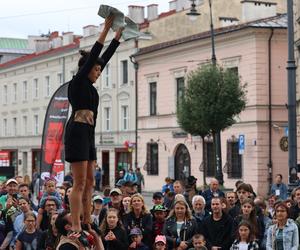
[174,144,191,181]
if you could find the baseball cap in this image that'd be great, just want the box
[92,195,103,202]
[153,204,167,212]
[109,188,122,196]
[129,227,142,236]
[155,235,166,245]
[152,192,163,199]
[6,179,18,186]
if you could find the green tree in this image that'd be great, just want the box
[177,63,246,185]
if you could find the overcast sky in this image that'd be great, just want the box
[0,0,170,39]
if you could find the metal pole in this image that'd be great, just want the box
[209,0,223,184]
[287,0,298,187]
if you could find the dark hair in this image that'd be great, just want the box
[276,174,283,179]
[55,211,70,236]
[240,199,258,237]
[18,183,29,190]
[78,50,105,70]
[18,196,30,204]
[236,220,256,242]
[274,202,290,218]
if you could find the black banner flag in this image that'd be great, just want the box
[40,82,70,185]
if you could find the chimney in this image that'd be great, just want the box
[241,0,277,22]
[128,5,145,24]
[62,32,74,46]
[49,31,59,39]
[147,4,158,21]
[50,37,62,48]
[28,35,49,52]
[169,0,177,11]
[83,25,99,37]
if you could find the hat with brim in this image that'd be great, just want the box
[6,179,18,186]
[129,227,142,236]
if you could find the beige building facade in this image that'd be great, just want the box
[135,15,288,195]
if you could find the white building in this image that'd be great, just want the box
[0,26,138,186]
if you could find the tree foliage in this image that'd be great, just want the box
[177,63,247,135]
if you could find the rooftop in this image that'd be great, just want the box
[136,14,287,56]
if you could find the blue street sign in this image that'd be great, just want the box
[239,134,245,155]
[284,127,288,137]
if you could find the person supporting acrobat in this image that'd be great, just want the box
[64,15,123,236]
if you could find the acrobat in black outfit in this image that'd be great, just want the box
[64,15,123,235]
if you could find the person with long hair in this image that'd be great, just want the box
[64,14,123,236]
[122,193,153,248]
[230,220,259,250]
[232,198,264,246]
[100,208,128,250]
[163,198,198,250]
[266,202,299,250]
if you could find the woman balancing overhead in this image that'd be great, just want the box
[64,15,123,234]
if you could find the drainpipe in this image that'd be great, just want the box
[130,39,139,169]
[267,28,274,193]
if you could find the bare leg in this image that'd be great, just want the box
[69,161,88,231]
[82,160,95,224]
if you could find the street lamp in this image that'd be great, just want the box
[287,0,298,188]
[187,0,224,185]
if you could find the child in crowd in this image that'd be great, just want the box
[100,208,128,250]
[154,235,167,250]
[230,220,259,250]
[128,227,149,250]
[36,177,62,229]
[188,234,207,250]
[122,196,131,214]
[152,204,167,238]
[102,186,111,208]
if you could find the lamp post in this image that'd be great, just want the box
[287,0,298,188]
[187,0,224,185]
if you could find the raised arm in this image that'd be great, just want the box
[75,16,114,80]
[100,28,124,71]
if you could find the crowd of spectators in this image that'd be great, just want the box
[0,172,298,250]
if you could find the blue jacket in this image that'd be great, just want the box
[266,219,299,250]
[202,189,225,211]
[270,183,288,200]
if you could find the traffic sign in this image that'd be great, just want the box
[239,134,245,155]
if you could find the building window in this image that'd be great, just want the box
[228,67,239,76]
[149,82,157,115]
[23,81,28,101]
[204,140,216,177]
[13,117,17,136]
[104,107,111,131]
[13,83,17,103]
[23,116,28,135]
[121,60,128,84]
[226,140,242,178]
[33,115,39,135]
[33,78,39,99]
[3,85,8,104]
[146,142,159,175]
[103,64,110,88]
[121,105,128,131]
[3,119,7,136]
[176,77,185,106]
[70,70,76,78]
[45,76,50,97]
[58,73,63,86]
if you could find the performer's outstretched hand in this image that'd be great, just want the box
[104,15,114,31]
[98,15,114,44]
[114,27,124,41]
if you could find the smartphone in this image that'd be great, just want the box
[12,193,18,200]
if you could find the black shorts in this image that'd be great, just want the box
[64,121,96,163]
